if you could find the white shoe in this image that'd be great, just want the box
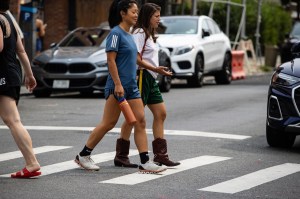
[139,161,167,173]
[75,154,100,171]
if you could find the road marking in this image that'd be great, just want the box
[0,146,72,162]
[100,155,231,185]
[0,150,139,178]
[199,163,300,194]
[0,125,250,140]
[163,130,250,140]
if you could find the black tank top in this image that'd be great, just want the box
[0,12,22,87]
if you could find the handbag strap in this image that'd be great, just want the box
[138,34,148,94]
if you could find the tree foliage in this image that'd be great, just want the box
[180,0,294,47]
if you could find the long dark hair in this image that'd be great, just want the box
[132,3,161,43]
[0,0,10,11]
[108,0,138,28]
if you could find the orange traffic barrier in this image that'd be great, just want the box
[231,50,246,80]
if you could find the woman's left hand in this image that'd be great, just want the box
[155,66,173,76]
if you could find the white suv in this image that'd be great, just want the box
[157,16,232,87]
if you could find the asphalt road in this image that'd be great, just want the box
[0,73,299,199]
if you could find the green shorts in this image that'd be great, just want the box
[137,69,163,105]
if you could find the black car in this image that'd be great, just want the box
[32,26,172,97]
[267,45,300,147]
[280,21,300,63]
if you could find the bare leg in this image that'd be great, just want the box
[86,95,121,149]
[0,96,40,172]
[120,121,133,141]
[127,98,148,153]
[147,102,166,139]
[148,102,179,166]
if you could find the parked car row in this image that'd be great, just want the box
[31,15,232,97]
[32,24,172,97]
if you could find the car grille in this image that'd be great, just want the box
[44,78,95,88]
[293,85,300,116]
[44,63,68,73]
[178,61,191,69]
[44,63,95,74]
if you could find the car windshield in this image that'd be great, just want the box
[59,28,109,47]
[158,18,198,34]
[291,22,300,38]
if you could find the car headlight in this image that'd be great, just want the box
[174,45,194,55]
[272,73,300,86]
[95,61,108,68]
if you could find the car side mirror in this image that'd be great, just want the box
[202,30,210,38]
[50,43,57,48]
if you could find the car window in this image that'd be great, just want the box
[205,19,216,35]
[158,18,198,34]
[291,22,300,37]
[212,20,221,34]
[59,28,109,47]
[202,19,211,34]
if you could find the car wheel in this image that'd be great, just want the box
[215,53,232,84]
[33,89,52,98]
[187,54,204,87]
[158,60,172,93]
[266,123,295,148]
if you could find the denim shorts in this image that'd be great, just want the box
[104,86,141,101]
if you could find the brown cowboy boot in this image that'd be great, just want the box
[152,138,180,167]
[114,138,138,168]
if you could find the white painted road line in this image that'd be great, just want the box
[0,150,139,178]
[0,125,251,140]
[0,146,72,162]
[100,155,232,185]
[199,163,300,194]
[163,130,250,140]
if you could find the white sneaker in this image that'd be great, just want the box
[139,161,167,173]
[75,154,100,171]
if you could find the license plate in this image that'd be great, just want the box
[53,80,70,88]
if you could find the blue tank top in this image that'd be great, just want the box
[105,25,138,89]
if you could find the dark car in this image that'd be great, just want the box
[280,21,300,63]
[266,45,300,148]
[32,26,172,97]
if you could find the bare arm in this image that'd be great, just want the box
[36,19,46,37]
[0,26,3,52]
[16,34,36,92]
[107,51,123,97]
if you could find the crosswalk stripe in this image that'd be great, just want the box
[0,125,251,140]
[100,155,232,185]
[199,163,300,194]
[162,130,250,140]
[0,146,72,162]
[0,150,139,178]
